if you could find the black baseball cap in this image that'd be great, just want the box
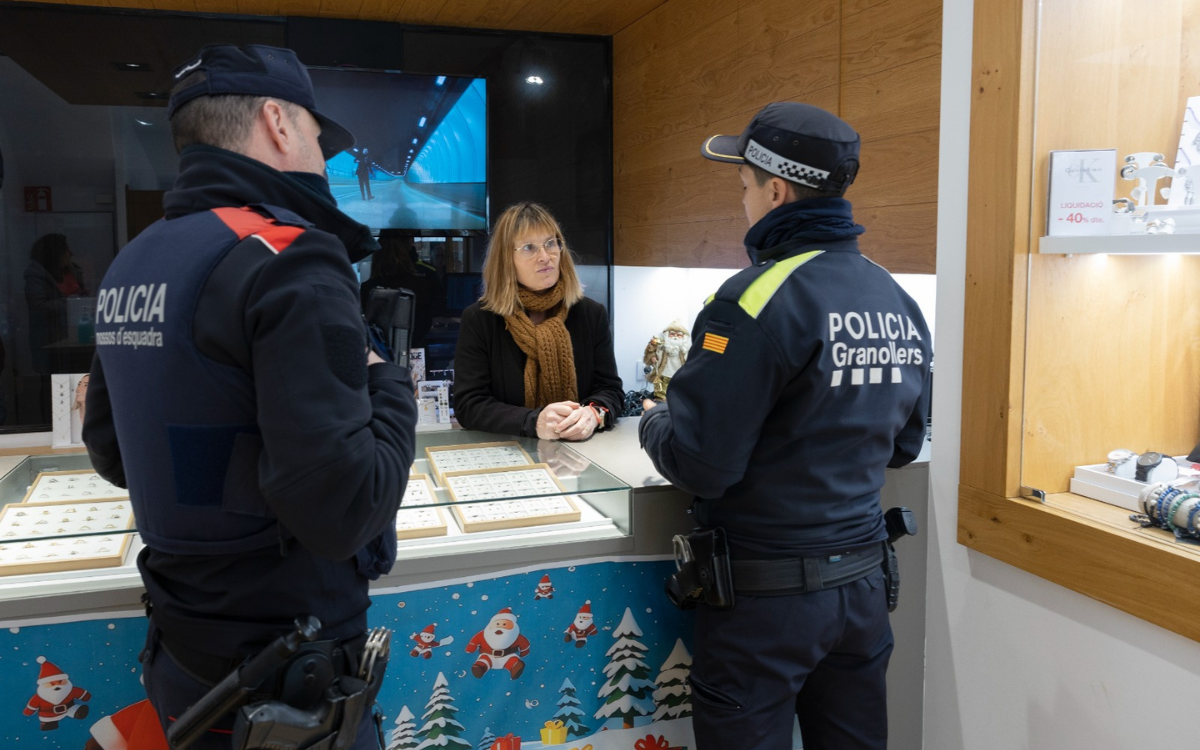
[701,102,860,193]
[167,44,354,160]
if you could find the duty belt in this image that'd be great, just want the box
[731,544,884,596]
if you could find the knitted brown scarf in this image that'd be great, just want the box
[504,281,578,408]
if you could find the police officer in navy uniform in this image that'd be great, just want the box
[82,45,417,748]
[639,103,932,750]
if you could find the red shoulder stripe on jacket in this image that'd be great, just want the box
[211,206,305,254]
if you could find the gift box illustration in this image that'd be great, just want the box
[633,734,685,750]
[540,720,568,745]
[491,733,521,750]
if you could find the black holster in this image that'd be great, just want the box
[882,506,918,612]
[167,617,387,750]
[883,542,900,612]
[665,527,735,611]
[231,657,387,750]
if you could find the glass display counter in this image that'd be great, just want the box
[394,429,631,560]
[0,430,635,621]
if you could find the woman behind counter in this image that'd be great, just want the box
[454,202,623,440]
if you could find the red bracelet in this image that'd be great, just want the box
[587,402,609,430]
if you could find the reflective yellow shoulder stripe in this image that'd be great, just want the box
[738,250,824,319]
[704,293,716,306]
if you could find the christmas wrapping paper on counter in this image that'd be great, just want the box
[1,559,697,750]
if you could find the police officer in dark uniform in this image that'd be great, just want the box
[639,102,932,750]
[82,45,417,748]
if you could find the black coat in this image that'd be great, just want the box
[453,296,624,437]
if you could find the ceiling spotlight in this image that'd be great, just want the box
[435,76,446,86]
[134,119,154,127]
[409,149,414,154]
[525,75,544,85]
[135,91,169,100]
[412,138,418,145]
[418,116,427,127]
[112,62,152,72]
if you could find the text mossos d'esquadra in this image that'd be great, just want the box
[828,311,923,387]
[94,284,167,349]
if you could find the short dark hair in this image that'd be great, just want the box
[169,72,302,153]
[747,163,843,200]
[30,233,70,279]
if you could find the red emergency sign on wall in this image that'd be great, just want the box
[24,186,52,212]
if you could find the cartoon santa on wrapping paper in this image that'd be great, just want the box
[563,601,598,648]
[409,623,454,659]
[466,607,531,679]
[23,656,91,731]
[533,574,555,600]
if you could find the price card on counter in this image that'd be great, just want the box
[1047,149,1116,236]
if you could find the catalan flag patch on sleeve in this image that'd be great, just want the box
[702,332,729,354]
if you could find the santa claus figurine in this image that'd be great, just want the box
[563,601,598,648]
[643,319,691,402]
[409,624,453,659]
[23,656,91,731]
[533,574,555,600]
[465,607,531,679]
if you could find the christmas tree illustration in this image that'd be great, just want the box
[415,672,472,749]
[594,607,657,728]
[388,705,420,750]
[652,638,693,720]
[476,726,496,750]
[553,677,590,736]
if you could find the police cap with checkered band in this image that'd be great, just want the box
[701,102,860,194]
[167,44,354,160]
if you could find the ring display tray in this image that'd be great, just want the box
[23,470,129,504]
[441,464,582,533]
[424,442,533,485]
[0,499,135,576]
[396,474,448,540]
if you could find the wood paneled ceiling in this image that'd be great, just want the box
[1,0,668,36]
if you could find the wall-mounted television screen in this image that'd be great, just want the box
[308,69,487,233]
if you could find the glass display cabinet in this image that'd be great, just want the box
[959,0,1200,640]
[0,430,633,620]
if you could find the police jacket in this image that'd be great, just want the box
[83,146,417,657]
[639,199,931,559]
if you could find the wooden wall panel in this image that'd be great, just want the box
[841,0,888,15]
[614,9,739,120]
[613,0,942,272]
[855,202,937,274]
[840,54,942,144]
[851,130,939,209]
[616,109,755,187]
[431,0,528,29]
[615,218,746,269]
[840,0,941,83]
[737,0,839,56]
[614,0,727,69]
[619,24,840,152]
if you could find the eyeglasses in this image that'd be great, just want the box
[515,238,562,258]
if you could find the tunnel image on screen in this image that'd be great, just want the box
[309,69,487,232]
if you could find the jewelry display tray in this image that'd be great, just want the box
[1070,456,1197,512]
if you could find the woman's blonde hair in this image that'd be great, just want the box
[479,202,584,317]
